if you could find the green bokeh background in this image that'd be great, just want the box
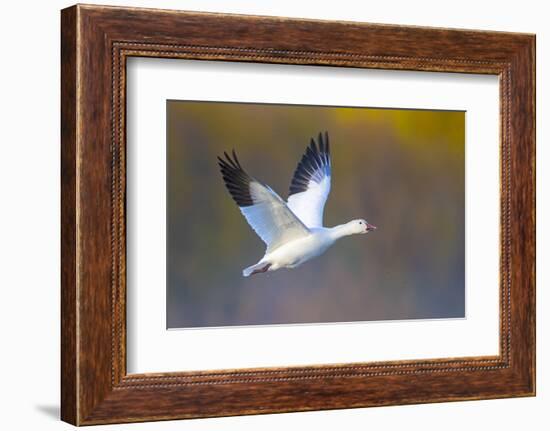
[167,100,465,328]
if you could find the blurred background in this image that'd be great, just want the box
[167,100,465,328]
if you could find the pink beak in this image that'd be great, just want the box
[366,223,377,232]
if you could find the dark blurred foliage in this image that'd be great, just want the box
[166,101,465,328]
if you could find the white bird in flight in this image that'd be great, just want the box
[218,132,377,277]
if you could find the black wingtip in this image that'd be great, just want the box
[289,132,332,196]
[309,138,317,152]
[231,149,243,169]
[218,150,255,207]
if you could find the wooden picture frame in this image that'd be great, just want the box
[61,4,535,425]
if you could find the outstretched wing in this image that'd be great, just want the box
[218,150,310,253]
[286,132,332,228]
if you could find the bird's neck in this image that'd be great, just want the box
[329,223,355,241]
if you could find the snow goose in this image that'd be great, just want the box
[218,132,376,277]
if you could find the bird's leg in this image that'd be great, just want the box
[250,263,271,276]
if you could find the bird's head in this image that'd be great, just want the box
[348,219,377,235]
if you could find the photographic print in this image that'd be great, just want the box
[167,100,465,328]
